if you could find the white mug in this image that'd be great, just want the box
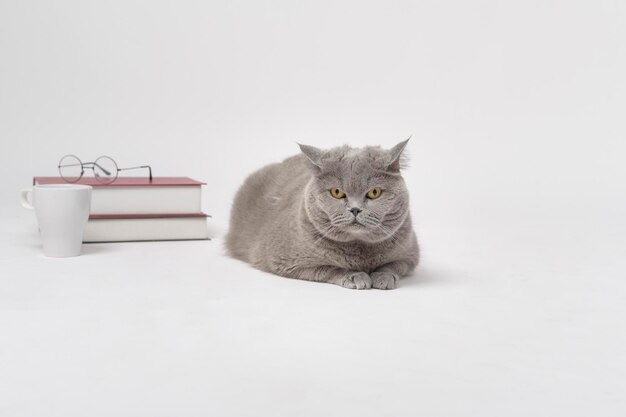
[21,184,92,257]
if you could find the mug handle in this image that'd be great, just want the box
[20,188,34,210]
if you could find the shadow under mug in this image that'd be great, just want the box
[21,184,92,257]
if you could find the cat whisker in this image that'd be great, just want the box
[331,215,354,227]
[358,214,382,227]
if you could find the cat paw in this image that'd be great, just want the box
[371,271,399,290]
[341,272,372,290]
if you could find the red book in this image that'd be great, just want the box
[33,177,206,215]
[34,176,205,187]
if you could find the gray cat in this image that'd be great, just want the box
[225,140,419,290]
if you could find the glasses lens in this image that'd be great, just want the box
[58,155,83,183]
[93,156,118,184]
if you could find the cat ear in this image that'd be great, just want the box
[386,137,410,172]
[298,143,325,171]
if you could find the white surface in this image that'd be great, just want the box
[2,202,626,416]
[1,0,626,416]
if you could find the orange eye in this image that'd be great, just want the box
[330,188,346,199]
[366,187,382,199]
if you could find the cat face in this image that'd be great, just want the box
[301,140,411,243]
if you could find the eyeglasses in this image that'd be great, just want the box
[58,154,153,184]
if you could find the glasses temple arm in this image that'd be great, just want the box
[58,162,84,168]
[118,165,153,180]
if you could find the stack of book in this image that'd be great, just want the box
[32,177,210,242]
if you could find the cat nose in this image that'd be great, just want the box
[349,207,362,217]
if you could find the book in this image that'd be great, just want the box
[32,176,210,243]
[83,213,210,243]
[33,177,205,215]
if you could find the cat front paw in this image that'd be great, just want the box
[371,271,399,290]
[341,271,372,290]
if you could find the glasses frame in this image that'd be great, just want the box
[58,154,153,184]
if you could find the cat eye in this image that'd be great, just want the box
[330,188,346,199]
[366,187,382,199]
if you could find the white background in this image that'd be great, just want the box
[1,1,625,416]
